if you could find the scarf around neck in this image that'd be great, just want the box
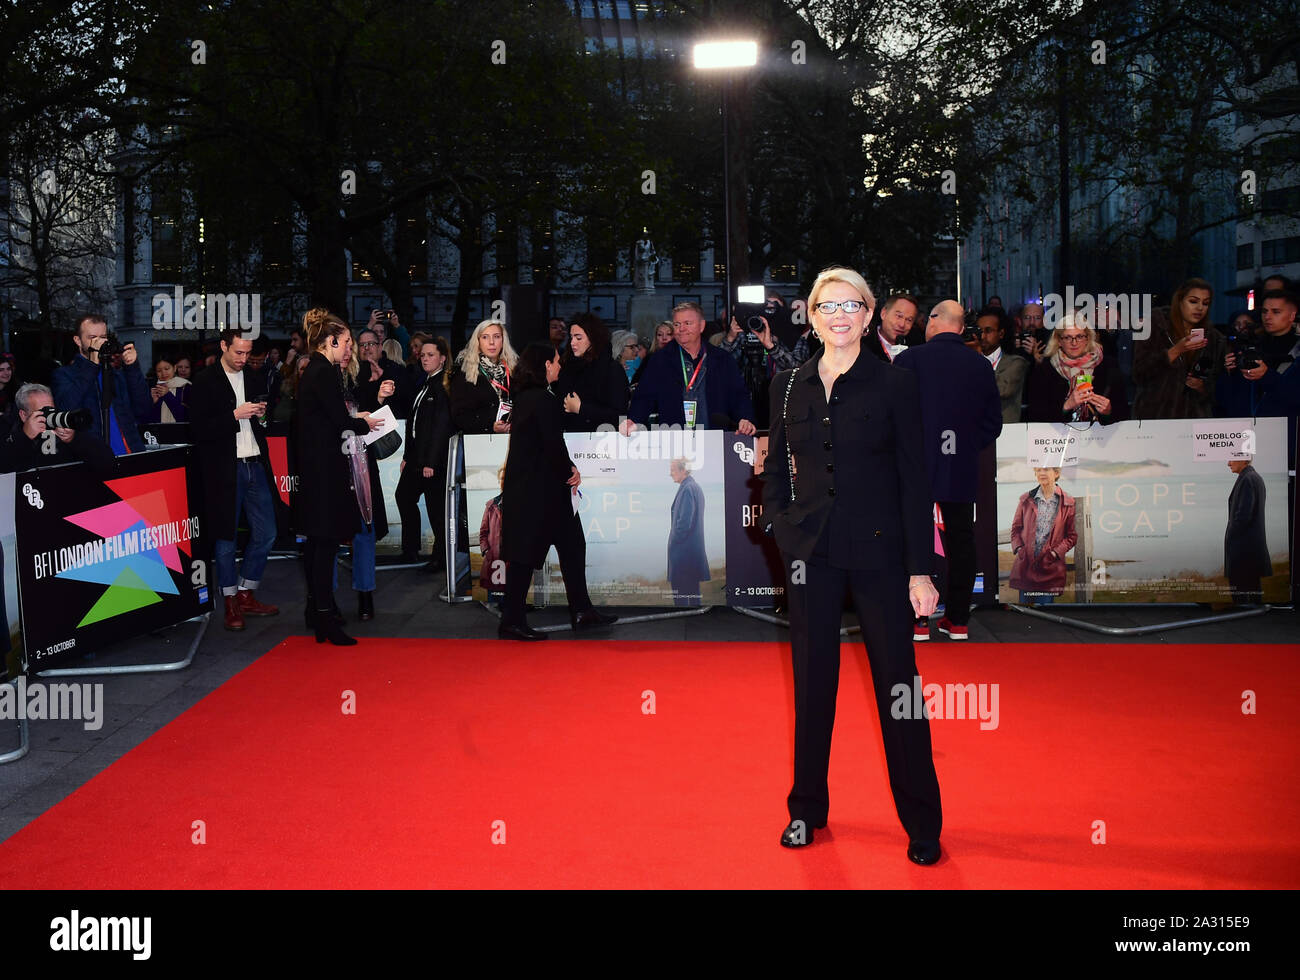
[1050,345,1103,382]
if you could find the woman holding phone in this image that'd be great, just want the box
[1132,277,1223,418]
[762,266,943,865]
[1024,313,1128,423]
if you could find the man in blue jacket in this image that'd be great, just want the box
[622,302,756,435]
[51,314,150,455]
[894,300,1003,641]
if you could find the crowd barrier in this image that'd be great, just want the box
[448,418,1297,613]
[2,415,1292,679]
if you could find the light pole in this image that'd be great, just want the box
[693,40,756,322]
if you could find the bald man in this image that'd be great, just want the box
[893,301,1003,641]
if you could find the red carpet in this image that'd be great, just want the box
[2,640,1297,889]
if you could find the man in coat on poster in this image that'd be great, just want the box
[667,457,708,606]
[1224,457,1271,604]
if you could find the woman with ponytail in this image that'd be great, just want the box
[293,309,384,645]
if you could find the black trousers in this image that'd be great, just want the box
[937,501,975,626]
[784,553,942,840]
[395,463,443,559]
[302,535,340,612]
[501,510,593,626]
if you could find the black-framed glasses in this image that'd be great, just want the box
[814,300,867,314]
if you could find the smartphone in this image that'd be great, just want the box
[1189,327,1205,343]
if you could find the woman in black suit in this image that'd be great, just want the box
[497,342,617,641]
[395,337,452,566]
[762,266,944,865]
[293,308,381,646]
[555,313,629,431]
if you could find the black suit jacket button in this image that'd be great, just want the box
[874,530,882,537]
[830,394,840,405]
[821,417,831,427]
[827,487,836,497]
[823,440,832,450]
[825,462,834,473]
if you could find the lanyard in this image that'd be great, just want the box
[679,349,703,391]
[483,363,511,401]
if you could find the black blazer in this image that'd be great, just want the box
[403,371,452,473]
[449,365,505,434]
[500,386,577,568]
[893,332,1002,503]
[1024,355,1130,424]
[762,347,933,575]
[292,353,370,539]
[187,362,274,542]
[555,353,630,431]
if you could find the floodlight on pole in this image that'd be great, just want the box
[692,40,757,324]
[692,41,758,70]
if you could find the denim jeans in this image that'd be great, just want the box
[332,527,376,592]
[214,459,277,596]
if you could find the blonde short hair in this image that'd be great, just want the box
[808,266,877,313]
[1043,311,1098,359]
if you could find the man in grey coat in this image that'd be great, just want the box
[667,457,708,606]
[1224,458,1271,604]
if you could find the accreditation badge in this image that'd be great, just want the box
[682,399,697,428]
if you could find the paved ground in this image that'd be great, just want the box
[1,559,1295,843]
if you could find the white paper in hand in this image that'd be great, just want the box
[362,405,399,446]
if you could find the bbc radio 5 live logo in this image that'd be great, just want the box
[152,287,260,338]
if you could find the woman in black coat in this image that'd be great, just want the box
[395,338,452,565]
[1024,315,1129,424]
[497,342,617,641]
[448,318,519,435]
[555,312,629,431]
[293,308,381,645]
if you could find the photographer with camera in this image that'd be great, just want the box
[1218,289,1300,417]
[720,295,802,429]
[367,307,412,360]
[0,383,113,474]
[51,314,150,455]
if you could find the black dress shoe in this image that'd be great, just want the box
[780,820,816,847]
[571,608,619,630]
[358,591,375,621]
[498,622,548,641]
[907,838,941,865]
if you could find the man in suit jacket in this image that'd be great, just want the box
[893,300,1003,640]
[187,329,281,630]
[667,458,708,605]
[623,302,755,434]
[1224,458,1271,604]
[975,306,1029,422]
[864,294,925,363]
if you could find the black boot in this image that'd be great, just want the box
[315,612,358,646]
[305,597,345,629]
[358,591,375,621]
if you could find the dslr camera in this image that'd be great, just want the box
[94,333,124,361]
[1229,334,1260,371]
[40,406,93,431]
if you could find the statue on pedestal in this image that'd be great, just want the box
[633,234,658,294]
